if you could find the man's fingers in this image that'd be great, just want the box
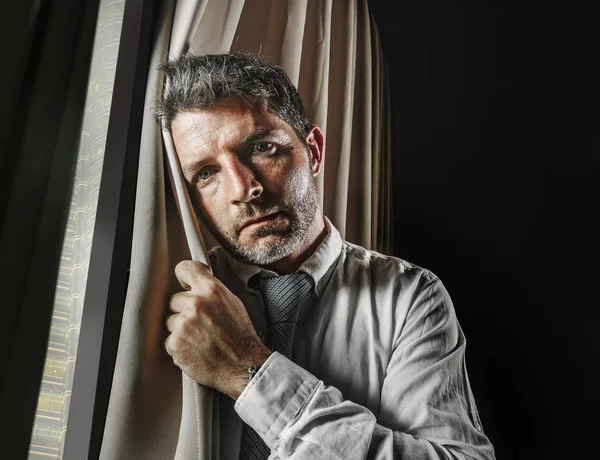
[164,335,172,356]
[174,260,211,292]
[169,291,197,314]
[165,313,180,332]
[175,260,227,300]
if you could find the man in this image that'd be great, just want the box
[157,53,495,459]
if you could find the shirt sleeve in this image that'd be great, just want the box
[234,271,496,460]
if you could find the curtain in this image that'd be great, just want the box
[189,0,392,251]
[100,0,391,459]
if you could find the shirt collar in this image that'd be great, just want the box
[224,216,342,296]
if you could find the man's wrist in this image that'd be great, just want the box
[228,349,272,400]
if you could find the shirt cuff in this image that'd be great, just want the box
[234,352,320,447]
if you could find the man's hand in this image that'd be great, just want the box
[165,260,272,399]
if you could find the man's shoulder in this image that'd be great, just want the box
[337,241,453,336]
[340,240,427,275]
[337,240,445,299]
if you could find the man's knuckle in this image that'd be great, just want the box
[180,322,196,338]
[189,296,204,313]
[206,280,221,297]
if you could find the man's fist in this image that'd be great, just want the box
[165,260,271,399]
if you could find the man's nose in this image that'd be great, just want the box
[225,157,263,203]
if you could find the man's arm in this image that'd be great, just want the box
[165,261,495,459]
[235,272,495,459]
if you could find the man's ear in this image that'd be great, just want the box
[305,125,325,176]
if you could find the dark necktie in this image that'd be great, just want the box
[238,273,315,460]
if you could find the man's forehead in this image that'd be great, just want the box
[174,102,281,144]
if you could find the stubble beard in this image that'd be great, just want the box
[204,167,320,266]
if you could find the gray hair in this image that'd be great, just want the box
[155,53,311,141]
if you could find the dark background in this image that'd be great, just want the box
[370,0,600,458]
[2,1,598,458]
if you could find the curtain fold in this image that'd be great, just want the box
[191,0,391,249]
[102,0,392,458]
[100,1,214,459]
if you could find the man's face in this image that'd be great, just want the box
[171,98,323,265]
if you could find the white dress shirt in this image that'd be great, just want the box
[209,217,495,459]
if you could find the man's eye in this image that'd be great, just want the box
[197,169,213,181]
[251,142,274,154]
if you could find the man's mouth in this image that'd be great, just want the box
[241,211,284,231]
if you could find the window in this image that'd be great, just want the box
[28,1,125,458]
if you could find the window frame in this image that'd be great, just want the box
[62,0,161,458]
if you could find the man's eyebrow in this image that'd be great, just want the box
[235,128,284,148]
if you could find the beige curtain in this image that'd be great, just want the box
[99,2,212,459]
[100,0,391,459]
[189,0,392,251]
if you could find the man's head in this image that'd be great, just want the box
[156,53,310,142]
[156,54,325,267]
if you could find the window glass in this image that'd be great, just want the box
[28,1,125,458]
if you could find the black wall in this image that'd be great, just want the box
[370,1,600,458]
